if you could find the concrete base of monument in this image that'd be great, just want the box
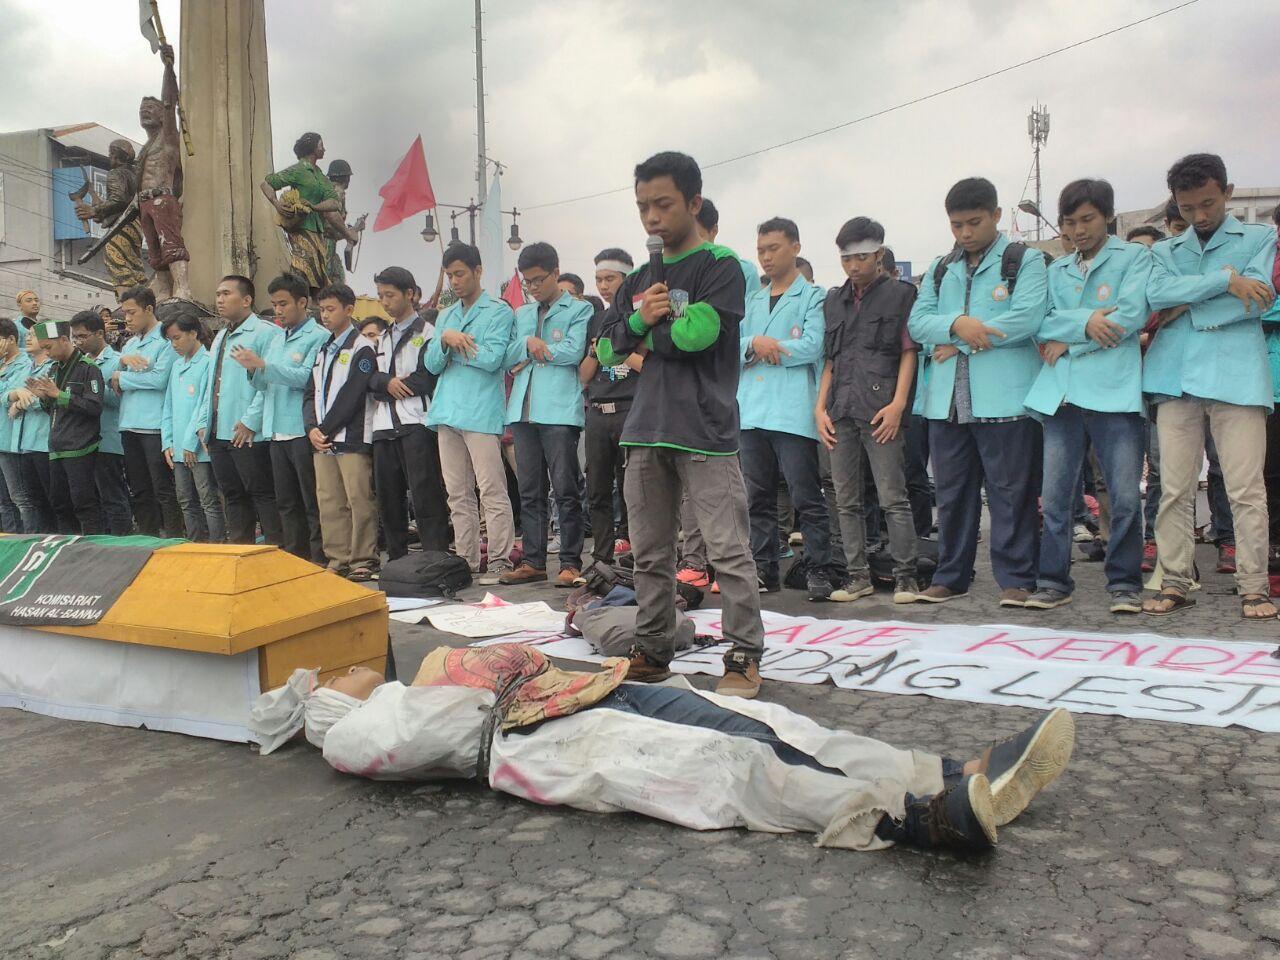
[0,543,387,743]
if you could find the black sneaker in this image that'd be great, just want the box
[980,708,1075,826]
[888,775,998,853]
[806,570,832,601]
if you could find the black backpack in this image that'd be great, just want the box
[931,241,1028,296]
[378,550,472,598]
[868,538,940,588]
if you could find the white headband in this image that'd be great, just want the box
[594,260,631,276]
[839,240,883,256]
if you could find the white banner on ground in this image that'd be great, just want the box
[475,611,1280,733]
[426,594,566,638]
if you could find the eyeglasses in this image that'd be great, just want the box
[522,272,552,287]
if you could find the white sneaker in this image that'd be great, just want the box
[1072,523,1093,543]
[477,562,511,586]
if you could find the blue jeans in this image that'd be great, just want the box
[740,428,832,584]
[511,422,584,571]
[1204,431,1234,545]
[1143,417,1161,541]
[0,456,18,532]
[1038,407,1145,595]
[930,418,1041,592]
[174,461,227,542]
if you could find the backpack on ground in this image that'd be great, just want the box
[868,538,939,588]
[378,551,472,598]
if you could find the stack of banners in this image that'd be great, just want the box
[0,534,178,625]
[474,610,1280,733]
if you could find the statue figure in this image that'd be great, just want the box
[136,43,192,302]
[321,158,366,284]
[260,133,344,296]
[75,140,147,300]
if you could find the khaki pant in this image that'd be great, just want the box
[438,426,514,571]
[1155,398,1269,595]
[313,451,377,570]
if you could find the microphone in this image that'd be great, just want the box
[646,234,665,286]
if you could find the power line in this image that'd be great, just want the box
[524,0,1201,211]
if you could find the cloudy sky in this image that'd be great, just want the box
[2,0,1278,293]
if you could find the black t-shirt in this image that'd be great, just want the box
[586,306,637,404]
[598,242,747,454]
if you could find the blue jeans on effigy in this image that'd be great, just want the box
[1038,406,1145,596]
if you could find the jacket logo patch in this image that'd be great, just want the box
[358,357,373,374]
[790,326,801,339]
[291,352,303,363]
[338,350,352,366]
[90,380,99,394]
[551,329,563,341]
[411,335,425,348]
[632,295,644,308]
[991,285,1009,302]
[188,385,196,396]
[1096,284,1113,301]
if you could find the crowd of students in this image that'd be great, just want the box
[1,147,1277,698]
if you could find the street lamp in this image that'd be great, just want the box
[420,213,437,244]
[507,209,523,251]
[1017,199,1060,237]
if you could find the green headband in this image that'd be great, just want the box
[32,320,70,340]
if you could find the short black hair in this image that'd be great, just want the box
[0,318,16,342]
[634,151,702,203]
[696,197,719,231]
[442,242,482,271]
[1167,153,1228,196]
[585,295,605,313]
[558,273,585,296]
[70,310,105,334]
[757,216,799,243]
[267,273,310,301]
[1273,205,1280,226]
[373,266,416,294]
[944,177,999,214]
[316,283,356,307]
[360,316,386,331]
[881,247,897,274]
[834,216,885,249]
[1163,196,1185,225]
[1058,178,1115,221]
[1126,225,1166,244]
[120,284,156,311]
[293,132,322,159]
[517,242,559,273]
[593,247,634,268]
[221,275,255,300]
[796,256,812,272]
[164,315,205,336]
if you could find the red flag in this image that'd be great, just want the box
[372,135,436,232]
[501,270,526,310]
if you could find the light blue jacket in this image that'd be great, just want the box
[17,358,53,453]
[908,234,1049,420]
[504,291,590,428]
[736,274,824,439]
[117,322,177,432]
[1143,216,1277,410]
[195,313,284,442]
[1025,237,1152,417]
[426,291,515,436]
[0,352,33,454]
[739,258,762,308]
[250,317,329,439]
[92,345,124,456]
[162,347,213,462]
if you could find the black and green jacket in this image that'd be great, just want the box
[43,350,104,460]
[597,242,746,454]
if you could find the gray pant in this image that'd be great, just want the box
[678,493,707,570]
[829,417,917,578]
[174,461,227,542]
[626,447,763,665]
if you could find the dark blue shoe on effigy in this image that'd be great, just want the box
[981,707,1075,826]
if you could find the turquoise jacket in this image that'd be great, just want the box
[908,234,1049,420]
[739,257,762,307]
[736,274,824,439]
[1143,215,1277,410]
[117,322,177,432]
[504,291,590,428]
[1025,237,1153,417]
[195,313,284,442]
[0,352,33,454]
[162,347,213,462]
[425,291,515,436]
[17,358,53,453]
[250,317,329,439]
[92,345,124,456]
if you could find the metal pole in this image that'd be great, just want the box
[1033,139,1042,242]
[475,0,487,200]
[468,203,477,245]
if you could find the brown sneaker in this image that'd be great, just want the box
[625,645,672,683]
[715,653,762,699]
[999,587,1031,608]
[555,567,581,588]
[498,562,548,585]
[917,584,967,604]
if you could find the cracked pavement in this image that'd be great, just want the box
[3,541,1280,960]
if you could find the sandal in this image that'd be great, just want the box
[347,566,374,583]
[1143,588,1196,617]
[1241,594,1278,622]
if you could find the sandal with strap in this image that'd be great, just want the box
[1241,594,1278,622]
[1143,588,1196,617]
